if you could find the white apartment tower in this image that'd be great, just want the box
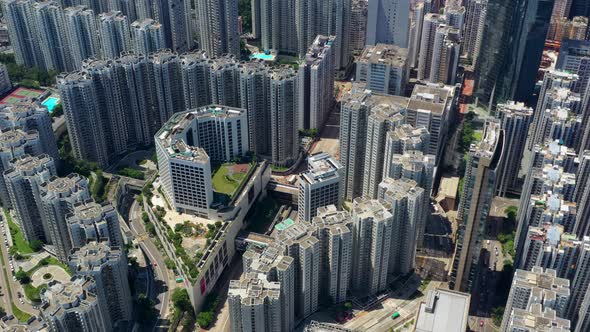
[350,198,393,295]
[378,178,424,276]
[41,276,108,332]
[4,154,56,243]
[495,102,533,197]
[311,206,352,304]
[66,200,123,250]
[355,44,409,96]
[197,0,240,56]
[500,267,570,332]
[98,11,131,60]
[131,18,165,56]
[269,67,299,167]
[298,152,343,222]
[64,6,100,70]
[40,174,90,262]
[228,273,283,332]
[68,242,132,330]
[299,35,335,130]
[366,0,411,47]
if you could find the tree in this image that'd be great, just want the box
[0,306,5,318]
[15,268,30,284]
[50,103,63,117]
[29,239,43,252]
[196,311,214,328]
[172,288,193,313]
[135,293,156,324]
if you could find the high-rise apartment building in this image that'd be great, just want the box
[58,71,110,167]
[197,0,239,56]
[0,129,41,207]
[4,154,56,243]
[548,16,588,41]
[339,86,409,201]
[238,61,270,156]
[566,238,590,328]
[98,11,131,59]
[406,83,457,164]
[355,44,409,96]
[463,0,487,63]
[209,54,240,108]
[67,200,123,249]
[408,2,425,68]
[378,178,424,276]
[500,267,571,332]
[269,67,299,167]
[257,0,297,55]
[450,121,504,292]
[180,51,211,110]
[383,125,430,166]
[159,0,193,53]
[350,197,393,295]
[40,174,90,262]
[298,152,343,222]
[556,40,590,95]
[417,14,447,81]
[150,50,185,126]
[241,243,295,331]
[366,0,410,47]
[414,289,471,332]
[311,205,352,305]
[362,102,405,198]
[41,276,108,332]
[0,64,10,96]
[69,242,132,329]
[131,18,165,55]
[386,151,435,248]
[0,102,59,162]
[228,273,283,332]
[64,6,100,70]
[33,1,73,72]
[495,102,533,196]
[350,0,368,52]
[2,0,45,68]
[298,35,335,130]
[574,151,590,237]
[276,222,320,319]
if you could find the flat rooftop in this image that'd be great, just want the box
[358,43,408,67]
[415,288,470,332]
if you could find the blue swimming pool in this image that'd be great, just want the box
[42,97,59,113]
[250,53,275,61]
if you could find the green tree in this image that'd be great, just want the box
[15,268,30,284]
[29,239,43,252]
[196,311,214,328]
[172,288,193,313]
[135,293,156,324]
[0,306,6,318]
[50,103,63,117]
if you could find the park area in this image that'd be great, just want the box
[212,163,252,198]
[0,87,46,105]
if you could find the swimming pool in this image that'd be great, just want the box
[42,97,59,113]
[250,53,275,61]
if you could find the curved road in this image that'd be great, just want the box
[128,199,172,332]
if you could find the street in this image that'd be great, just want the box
[128,199,172,332]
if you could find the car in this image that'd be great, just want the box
[480,320,484,327]
[486,240,490,245]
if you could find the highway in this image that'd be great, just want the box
[128,199,171,332]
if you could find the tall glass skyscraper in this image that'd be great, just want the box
[475,0,555,108]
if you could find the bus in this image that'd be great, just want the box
[175,277,184,283]
[391,312,401,320]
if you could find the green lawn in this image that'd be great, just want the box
[12,304,31,322]
[28,256,71,276]
[23,283,47,302]
[212,163,250,196]
[4,210,33,254]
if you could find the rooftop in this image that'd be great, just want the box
[408,83,455,114]
[358,43,408,67]
[300,152,342,185]
[415,288,470,332]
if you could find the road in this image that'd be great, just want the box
[128,199,171,332]
[0,213,36,318]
